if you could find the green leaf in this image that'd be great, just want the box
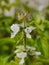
[41,37,49,58]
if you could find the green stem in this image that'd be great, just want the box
[23,30,26,51]
[23,20,27,51]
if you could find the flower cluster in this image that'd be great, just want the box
[10,23,41,65]
[14,45,41,65]
[10,23,36,38]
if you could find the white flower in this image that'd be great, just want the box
[11,24,19,32]
[24,26,36,38]
[10,23,36,38]
[11,24,20,38]
[4,7,15,17]
[14,45,36,54]
[11,32,16,38]
[25,26,36,34]
[27,46,36,51]
[35,51,41,56]
[17,52,27,58]
[20,58,24,65]
[17,52,27,65]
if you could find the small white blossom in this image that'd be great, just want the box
[25,26,36,38]
[10,23,36,38]
[11,24,19,32]
[17,52,27,65]
[35,51,41,56]
[11,24,20,38]
[17,52,27,58]
[25,26,36,34]
[11,32,16,38]
[27,46,36,51]
[20,58,24,65]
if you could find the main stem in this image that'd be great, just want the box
[23,20,26,51]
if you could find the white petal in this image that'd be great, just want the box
[27,46,36,51]
[26,33,31,38]
[35,52,41,56]
[20,58,24,65]
[25,26,36,33]
[11,32,16,38]
[17,52,27,58]
[11,24,20,33]
[11,24,20,38]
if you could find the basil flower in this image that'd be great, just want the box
[24,26,36,38]
[11,24,20,38]
[17,52,27,65]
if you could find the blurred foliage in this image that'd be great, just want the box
[0,0,49,65]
